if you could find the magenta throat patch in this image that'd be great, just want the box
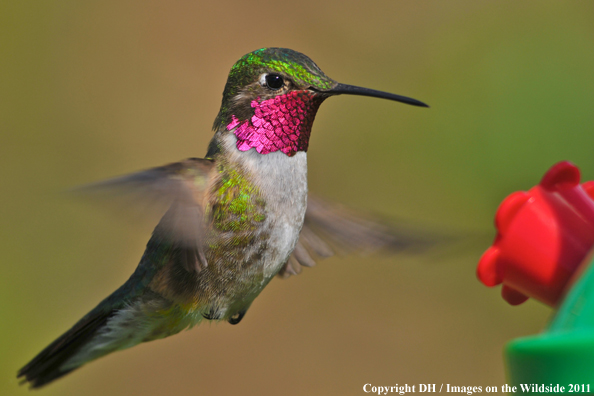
[227,91,323,156]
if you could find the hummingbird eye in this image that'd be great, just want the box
[264,74,284,90]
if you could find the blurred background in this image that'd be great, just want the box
[2,1,594,395]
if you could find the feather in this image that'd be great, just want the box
[280,195,441,277]
[17,309,114,388]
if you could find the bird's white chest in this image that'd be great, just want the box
[222,133,309,278]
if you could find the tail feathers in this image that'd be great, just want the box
[17,309,114,389]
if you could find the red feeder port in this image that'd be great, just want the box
[477,161,594,307]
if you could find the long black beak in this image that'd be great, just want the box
[324,83,429,108]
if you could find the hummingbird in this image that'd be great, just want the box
[18,47,428,388]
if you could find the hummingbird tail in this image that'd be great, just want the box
[17,308,114,389]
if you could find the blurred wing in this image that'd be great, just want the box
[75,157,215,272]
[278,195,438,277]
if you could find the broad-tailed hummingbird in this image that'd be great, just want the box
[18,48,428,388]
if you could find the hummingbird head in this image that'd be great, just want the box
[213,48,427,157]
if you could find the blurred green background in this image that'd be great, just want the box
[2,1,594,395]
